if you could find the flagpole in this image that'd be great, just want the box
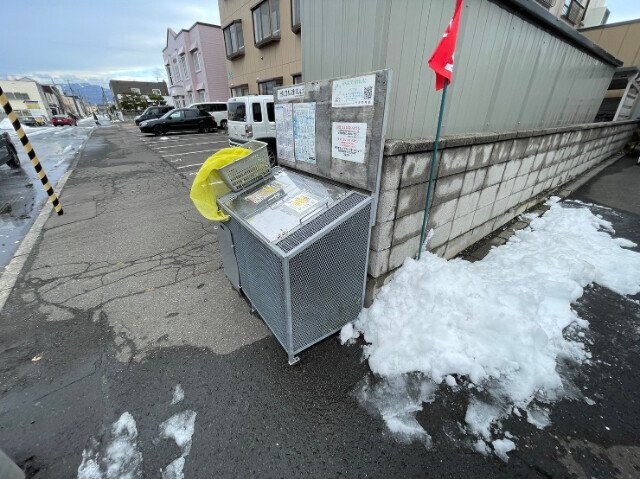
[417,79,448,260]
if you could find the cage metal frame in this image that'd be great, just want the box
[220,189,372,364]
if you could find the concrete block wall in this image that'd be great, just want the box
[366,120,639,305]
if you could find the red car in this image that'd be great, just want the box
[51,115,77,126]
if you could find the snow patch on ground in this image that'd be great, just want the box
[159,410,197,479]
[171,384,184,405]
[77,412,143,479]
[343,198,640,458]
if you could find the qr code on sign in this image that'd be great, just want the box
[363,86,373,100]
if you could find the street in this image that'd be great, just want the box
[0,124,639,478]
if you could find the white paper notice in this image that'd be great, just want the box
[275,103,294,163]
[293,102,316,164]
[332,122,367,163]
[277,85,305,100]
[331,74,376,107]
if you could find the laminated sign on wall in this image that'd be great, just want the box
[293,103,316,164]
[331,74,376,107]
[332,122,367,164]
[275,103,294,163]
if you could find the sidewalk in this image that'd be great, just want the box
[1,126,639,478]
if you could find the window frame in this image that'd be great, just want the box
[192,50,202,72]
[130,88,141,95]
[172,58,181,82]
[251,0,281,48]
[223,20,245,60]
[179,54,190,80]
[291,0,301,33]
[292,73,302,84]
[166,65,173,85]
[230,84,249,97]
[151,89,162,96]
[257,77,283,95]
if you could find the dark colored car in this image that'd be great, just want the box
[139,108,217,136]
[20,116,39,127]
[134,105,174,126]
[0,132,20,169]
[51,115,77,126]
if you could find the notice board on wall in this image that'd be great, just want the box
[274,70,391,193]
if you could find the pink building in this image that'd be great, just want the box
[162,22,229,107]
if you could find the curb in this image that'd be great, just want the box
[0,128,95,313]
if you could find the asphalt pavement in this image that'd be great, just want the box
[0,125,639,478]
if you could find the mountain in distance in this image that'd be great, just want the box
[61,83,113,105]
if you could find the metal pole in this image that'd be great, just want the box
[417,79,448,259]
[0,86,64,215]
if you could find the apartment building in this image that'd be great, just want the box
[162,22,229,107]
[535,0,610,28]
[219,0,301,96]
[0,78,53,121]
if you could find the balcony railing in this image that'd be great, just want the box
[562,0,585,25]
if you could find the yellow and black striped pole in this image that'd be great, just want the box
[0,85,63,215]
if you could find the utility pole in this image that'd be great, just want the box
[66,80,81,117]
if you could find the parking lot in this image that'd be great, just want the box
[124,123,229,178]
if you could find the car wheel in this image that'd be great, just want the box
[267,145,277,167]
[6,145,20,169]
[153,125,165,136]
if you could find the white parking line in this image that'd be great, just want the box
[161,149,215,158]
[177,163,205,169]
[152,140,227,150]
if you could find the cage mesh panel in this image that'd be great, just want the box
[228,219,288,346]
[289,204,371,352]
[277,193,367,253]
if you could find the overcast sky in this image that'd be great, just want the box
[0,0,220,85]
[0,0,638,86]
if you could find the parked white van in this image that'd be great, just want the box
[188,102,228,129]
[227,95,276,164]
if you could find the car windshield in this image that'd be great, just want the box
[228,102,246,122]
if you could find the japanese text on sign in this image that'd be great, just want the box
[331,74,375,107]
[277,85,305,100]
[293,103,316,164]
[332,122,367,164]
[275,104,294,163]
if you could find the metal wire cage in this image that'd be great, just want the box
[217,140,271,192]
[224,191,372,364]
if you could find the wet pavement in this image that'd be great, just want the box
[0,126,639,478]
[0,119,101,271]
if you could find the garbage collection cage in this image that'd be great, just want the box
[218,168,372,364]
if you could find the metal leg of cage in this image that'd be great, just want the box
[288,354,300,366]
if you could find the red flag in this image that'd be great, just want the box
[428,0,464,90]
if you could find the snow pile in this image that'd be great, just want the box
[77,412,143,479]
[171,384,185,405]
[343,198,640,460]
[159,410,197,479]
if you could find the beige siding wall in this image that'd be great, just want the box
[581,21,640,68]
[219,0,302,94]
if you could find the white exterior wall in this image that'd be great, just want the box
[0,80,52,119]
[301,0,616,139]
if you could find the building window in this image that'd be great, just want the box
[131,88,141,94]
[562,0,585,25]
[186,92,193,106]
[258,77,283,95]
[152,89,161,95]
[252,0,280,48]
[192,50,202,72]
[5,92,30,101]
[179,54,189,80]
[172,59,181,82]
[223,20,245,59]
[197,90,206,102]
[230,84,249,97]
[166,65,173,85]
[292,73,302,84]
[291,0,301,33]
